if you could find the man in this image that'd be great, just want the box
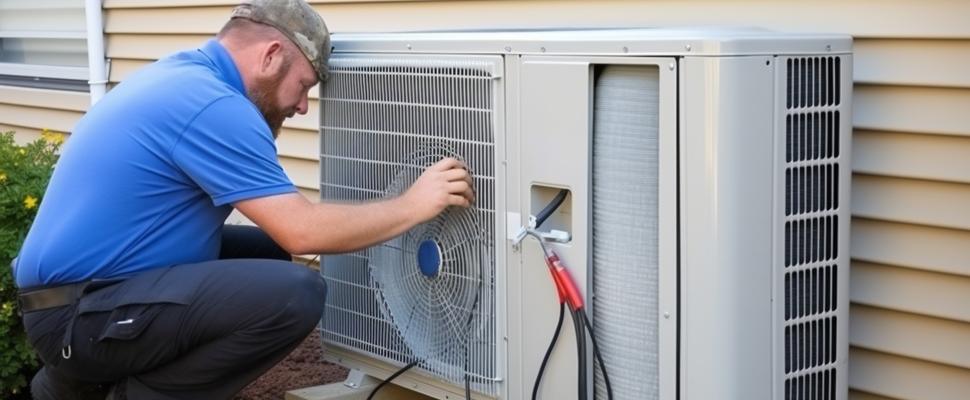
[14,0,473,399]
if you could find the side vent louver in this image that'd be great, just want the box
[783,56,843,400]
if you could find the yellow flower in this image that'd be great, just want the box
[42,129,66,146]
[0,172,6,183]
[18,148,26,155]
[24,195,38,210]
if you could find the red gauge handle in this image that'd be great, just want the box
[543,251,585,311]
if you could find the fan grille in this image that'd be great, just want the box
[318,54,502,396]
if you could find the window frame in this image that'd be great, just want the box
[0,7,90,91]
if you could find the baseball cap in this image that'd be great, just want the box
[230,0,331,81]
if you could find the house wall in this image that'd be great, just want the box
[0,86,88,144]
[0,0,89,143]
[1,1,966,398]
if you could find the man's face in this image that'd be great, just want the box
[248,42,318,138]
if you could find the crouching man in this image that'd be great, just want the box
[14,1,473,398]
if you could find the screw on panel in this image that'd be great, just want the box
[505,46,512,52]
[622,46,629,53]
[540,47,546,53]
[406,44,412,50]
[668,63,675,71]
[685,44,692,52]
[825,44,832,52]
[664,312,671,319]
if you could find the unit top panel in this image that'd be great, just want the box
[331,28,852,57]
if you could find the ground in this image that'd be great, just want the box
[234,329,349,400]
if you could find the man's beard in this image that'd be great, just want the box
[248,74,289,139]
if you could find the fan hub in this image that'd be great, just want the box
[417,239,442,278]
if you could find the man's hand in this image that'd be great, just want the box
[401,157,475,223]
[235,157,475,255]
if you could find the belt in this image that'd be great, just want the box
[18,280,103,360]
[18,281,89,313]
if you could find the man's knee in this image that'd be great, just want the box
[271,265,326,329]
[292,270,327,325]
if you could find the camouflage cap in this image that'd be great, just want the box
[231,0,331,81]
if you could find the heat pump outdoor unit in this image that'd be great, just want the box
[318,28,852,400]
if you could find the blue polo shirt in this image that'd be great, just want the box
[15,39,297,288]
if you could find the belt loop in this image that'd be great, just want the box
[61,311,76,359]
[60,282,89,360]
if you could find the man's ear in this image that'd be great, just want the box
[257,41,286,76]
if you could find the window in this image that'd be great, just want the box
[0,0,89,91]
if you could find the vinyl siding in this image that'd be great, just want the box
[2,1,966,399]
[0,85,87,143]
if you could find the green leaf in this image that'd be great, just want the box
[0,130,57,398]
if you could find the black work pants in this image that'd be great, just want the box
[22,225,327,400]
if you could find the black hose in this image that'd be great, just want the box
[367,360,419,400]
[531,303,566,400]
[581,311,613,400]
[572,309,587,400]
[530,188,579,399]
[464,345,471,400]
[534,189,569,228]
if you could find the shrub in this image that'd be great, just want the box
[0,129,63,398]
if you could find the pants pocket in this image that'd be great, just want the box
[96,304,165,342]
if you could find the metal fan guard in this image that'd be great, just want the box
[368,146,489,378]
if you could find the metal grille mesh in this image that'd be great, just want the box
[783,56,843,399]
[318,54,501,396]
[592,65,660,400]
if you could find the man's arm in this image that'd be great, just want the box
[234,157,474,254]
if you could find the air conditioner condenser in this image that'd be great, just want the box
[317,28,852,400]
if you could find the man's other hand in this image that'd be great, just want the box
[403,157,475,222]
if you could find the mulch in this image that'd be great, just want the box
[234,329,349,400]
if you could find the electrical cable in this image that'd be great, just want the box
[526,188,613,400]
[368,213,485,400]
[531,302,565,400]
[581,310,613,400]
[534,189,569,228]
[368,221,483,400]
[371,187,610,400]
[304,255,320,267]
[464,342,471,400]
[369,259,482,400]
[317,254,413,400]
[572,308,588,400]
[366,360,419,400]
[531,190,570,399]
